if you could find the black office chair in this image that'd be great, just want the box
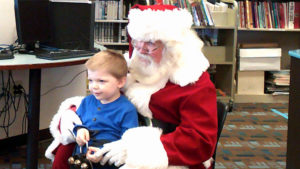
[138,100,231,169]
[211,100,230,169]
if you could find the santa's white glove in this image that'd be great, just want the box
[95,140,126,167]
[203,157,213,169]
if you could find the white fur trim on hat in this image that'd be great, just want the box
[127,7,193,42]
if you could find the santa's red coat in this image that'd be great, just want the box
[150,72,217,169]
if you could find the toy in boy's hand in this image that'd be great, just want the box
[69,143,94,169]
[68,153,92,169]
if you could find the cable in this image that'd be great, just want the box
[0,70,29,137]
[0,69,85,137]
[41,69,86,96]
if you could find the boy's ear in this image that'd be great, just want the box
[118,76,127,88]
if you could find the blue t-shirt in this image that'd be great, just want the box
[73,94,138,169]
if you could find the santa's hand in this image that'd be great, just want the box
[86,146,102,163]
[99,140,126,167]
[76,128,90,146]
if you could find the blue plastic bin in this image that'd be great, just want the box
[288,49,300,59]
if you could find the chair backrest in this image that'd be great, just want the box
[211,100,229,169]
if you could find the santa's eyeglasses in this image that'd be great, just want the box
[131,40,162,54]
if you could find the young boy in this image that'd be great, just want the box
[73,50,139,169]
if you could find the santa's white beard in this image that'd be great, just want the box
[129,50,173,85]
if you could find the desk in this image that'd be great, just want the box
[0,53,90,169]
[287,50,300,169]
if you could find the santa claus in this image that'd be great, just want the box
[86,4,218,169]
[45,4,218,169]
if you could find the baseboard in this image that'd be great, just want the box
[0,128,52,153]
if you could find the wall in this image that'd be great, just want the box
[0,0,17,44]
[0,0,87,139]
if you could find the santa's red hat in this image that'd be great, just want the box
[127,4,194,57]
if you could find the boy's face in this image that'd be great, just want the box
[87,69,125,104]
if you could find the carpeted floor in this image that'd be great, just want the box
[215,103,288,169]
[0,103,289,169]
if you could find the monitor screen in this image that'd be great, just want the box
[14,0,51,50]
[14,0,95,52]
[49,2,95,50]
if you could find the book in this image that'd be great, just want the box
[278,2,285,29]
[245,0,250,28]
[258,1,263,28]
[118,0,124,19]
[201,0,214,26]
[264,1,271,28]
[248,1,254,28]
[269,1,275,28]
[272,2,278,28]
[260,1,266,28]
[275,2,281,28]
[239,1,245,28]
[294,2,300,28]
[253,0,259,28]
[49,0,90,3]
[288,1,295,29]
[265,70,290,95]
[283,2,288,29]
[192,2,206,26]
[220,0,234,4]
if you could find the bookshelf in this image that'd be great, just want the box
[93,0,133,51]
[94,19,129,48]
[235,29,300,103]
[198,27,237,102]
[196,1,238,103]
[235,0,300,103]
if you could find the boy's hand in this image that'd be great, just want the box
[86,146,102,163]
[76,128,90,146]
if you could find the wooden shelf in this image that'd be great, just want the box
[236,28,300,103]
[193,26,236,30]
[217,96,232,103]
[238,28,300,32]
[95,19,128,23]
[203,46,234,64]
[234,94,289,103]
[98,42,129,46]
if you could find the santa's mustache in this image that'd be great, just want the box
[136,53,153,65]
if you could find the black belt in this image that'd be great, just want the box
[151,118,178,134]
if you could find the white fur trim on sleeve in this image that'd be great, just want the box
[45,96,84,161]
[120,127,168,169]
[45,139,60,162]
[60,109,82,145]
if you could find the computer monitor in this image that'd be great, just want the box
[50,2,95,50]
[48,1,95,50]
[14,0,51,51]
[14,0,95,52]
